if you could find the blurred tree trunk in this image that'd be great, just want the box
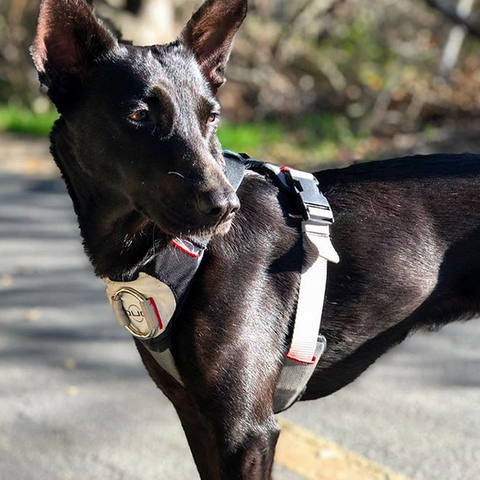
[98,0,175,44]
[439,0,476,77]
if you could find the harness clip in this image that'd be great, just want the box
[112,287,162,339]
[282,169,334,224]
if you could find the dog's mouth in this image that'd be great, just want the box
[136,204,235,240]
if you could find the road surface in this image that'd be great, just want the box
[0,134,479,479]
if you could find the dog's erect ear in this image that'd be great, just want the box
[179,0,247,93]
[31,0,117,108]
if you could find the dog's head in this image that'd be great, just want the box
[31,0,247,238]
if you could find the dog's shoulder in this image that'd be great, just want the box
[209,170,301,265]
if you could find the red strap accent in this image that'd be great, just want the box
[286,353,317,365]
[148,297,164,329]
[280,166,291,172]
[171,239,199,258]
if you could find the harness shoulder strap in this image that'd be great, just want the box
[242,159,339,412]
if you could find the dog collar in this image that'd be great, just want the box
[104,151,339,411]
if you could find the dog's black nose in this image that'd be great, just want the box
[196,189,240,219]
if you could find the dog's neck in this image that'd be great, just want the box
[50,118,168,280]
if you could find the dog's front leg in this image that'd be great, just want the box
[137,336,280,480]
[192,383,279,480]
[135,340,222,480]
[179,338,282,479]
[215,414,280,480]
[175,404,220,480]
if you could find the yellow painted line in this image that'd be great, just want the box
[275,418,412,480]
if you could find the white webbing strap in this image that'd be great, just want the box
[274,208,339,413]
[287,221,339,363]
[149,348,185,386]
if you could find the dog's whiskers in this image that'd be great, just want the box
[152,224,156,256]
[167,171,185,179]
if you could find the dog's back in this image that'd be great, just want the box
[304,153,480,399]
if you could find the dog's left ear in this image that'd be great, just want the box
[179,0,247,93]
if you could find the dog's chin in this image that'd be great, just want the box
[148,212,234,239]
[209,217,234,236]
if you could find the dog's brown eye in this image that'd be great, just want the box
[129,110,149,122]
[208,112,220,123]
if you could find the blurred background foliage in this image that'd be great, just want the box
[1,0,480,168]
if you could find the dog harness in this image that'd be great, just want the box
[104,151,339,412]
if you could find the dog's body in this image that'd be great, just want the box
[32,0,480,478]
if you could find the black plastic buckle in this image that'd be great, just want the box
[224,151,333,224]
[281,169,333,223]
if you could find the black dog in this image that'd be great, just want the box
[32,0,480,478]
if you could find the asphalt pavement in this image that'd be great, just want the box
[0,136,479,480]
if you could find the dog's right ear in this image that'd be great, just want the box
[31,0,117,109]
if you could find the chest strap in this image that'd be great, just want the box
[103,151,339,412]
